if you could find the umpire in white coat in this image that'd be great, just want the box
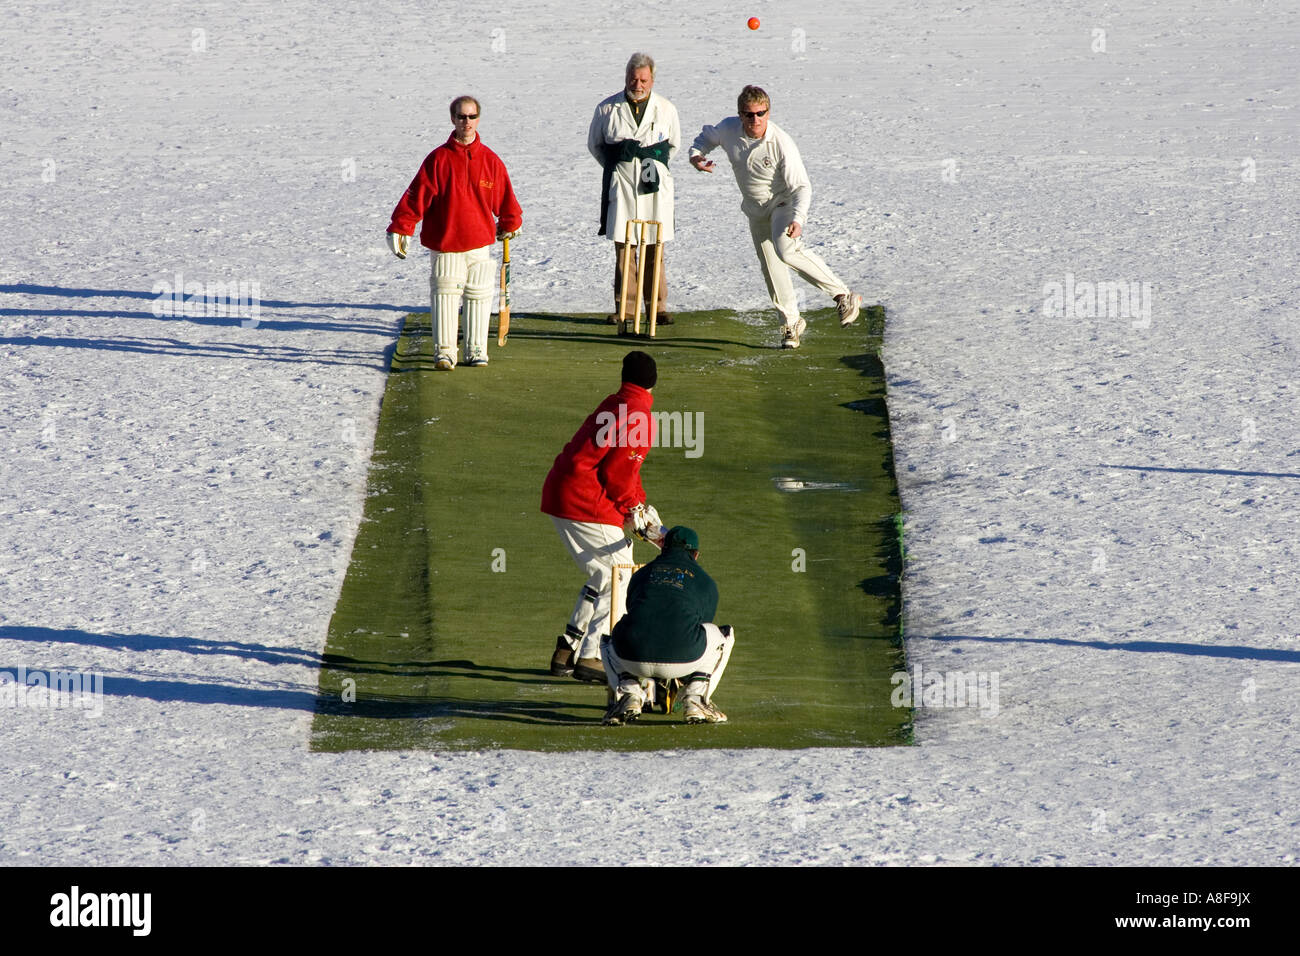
[588,53,680,324]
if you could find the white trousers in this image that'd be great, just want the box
[602,623,735,701]
[430,246,494,365]
[748,202,849,324]
[550,516,634,661]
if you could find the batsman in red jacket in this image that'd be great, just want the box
[542,351,665,683]
[386,95,522,369]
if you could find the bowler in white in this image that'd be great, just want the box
[690,85,863,348]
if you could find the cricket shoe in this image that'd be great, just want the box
[464,352,489,367]
[682,695,727,724]
[680,680,727,724]
[434,354,455,371]
[781,318,807,349]
[836,292,863,327]
[601,688,645,726]
[572,657,607,683]
[549,635,576,677]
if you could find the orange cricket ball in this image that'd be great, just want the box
[747,17,760,30]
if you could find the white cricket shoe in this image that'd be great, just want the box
[837,292,863,327]
[602,687,645,726]
[680,680,727,724]
[465,353,489,367]
[682,695,727,724]
[781,318,807,349]
[434,354,455,371]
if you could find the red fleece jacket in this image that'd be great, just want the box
[541,383,655,526]
[388,133,523,253]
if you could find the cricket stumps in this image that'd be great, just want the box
[617,219,663,338]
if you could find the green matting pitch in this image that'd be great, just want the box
[311,304,907,751]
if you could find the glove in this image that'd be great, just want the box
[626,503,666,547]
[640,503,662,533]
[629,502,659,533]
[386,231,410,259]
[497,227,520,241]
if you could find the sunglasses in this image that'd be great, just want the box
[456,113,479,121]
[740,109,768,118]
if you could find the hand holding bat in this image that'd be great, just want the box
[497,234,512,346]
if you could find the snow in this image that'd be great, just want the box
[2,0,1297,865]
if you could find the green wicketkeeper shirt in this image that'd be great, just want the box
[611,546,719,664]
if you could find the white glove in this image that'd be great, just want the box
[386,231,410,259]
[642,503,662,533]
[627,503,666,547]
[497,227,521,241]
[630,502,660,533]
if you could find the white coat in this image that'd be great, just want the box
[588,90,680,242]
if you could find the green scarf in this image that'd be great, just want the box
[598,139,672,236]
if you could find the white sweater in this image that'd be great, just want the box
[689,117,812,224]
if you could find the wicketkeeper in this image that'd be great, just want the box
[541,351,665,683]
[386,95,522,369]
[602,526,735,725]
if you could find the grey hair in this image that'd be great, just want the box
[625,52,655,79]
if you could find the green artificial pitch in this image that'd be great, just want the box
[311,304,909,751]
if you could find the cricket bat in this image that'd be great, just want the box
[497,235,511,346]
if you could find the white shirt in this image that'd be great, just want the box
[588,91,681,241]
[690,117,812,224]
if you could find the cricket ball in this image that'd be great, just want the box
[747,17,760,30]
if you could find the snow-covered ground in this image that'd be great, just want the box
[2,0,1296,864]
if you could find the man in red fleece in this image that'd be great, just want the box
[386,95,523,369]
[542,351,664,682]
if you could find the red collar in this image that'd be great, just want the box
[617,382,653,405]
[444,132,478,152]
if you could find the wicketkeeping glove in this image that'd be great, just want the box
[386,231,410,259]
